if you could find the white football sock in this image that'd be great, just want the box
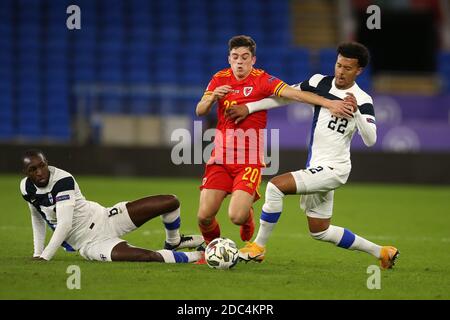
[161,207,181,245]
[156,249,202,263]
[310,225,381,258]
[254,182,284,247]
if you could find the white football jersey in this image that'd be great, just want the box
[20,166,102,249]
[299,74,376,171]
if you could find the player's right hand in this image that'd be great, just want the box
[225,104,250,124]
[326,99,354,119]
[213,85,233,100]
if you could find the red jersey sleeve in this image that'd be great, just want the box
[258,72,288,97]
[202,69,232,99]
[202,76,219,100]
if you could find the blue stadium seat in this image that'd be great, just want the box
[126,66,152,84]
[101,94,124,113]
[46,125,71,141]
[357,67,372,92]
[183,27,208,45]
[0,94,13,118]
[101,25,125,40]
[438,52,450,92]
[319,48,337,74]
[47,0,69,13]
[46,82,68,100]
[264,29,291,46]
[284,48,312,84]
[176,97,201,116]
[45,73,67,90]
[211,26,238,45]
[154,0,180,17]
[17,107,42,138]
[45,106,69,121]
[184,6,208,25]
[0,0,13,10]
[240,1,263,15]
[157,27,181,42]
[0,62,12,81]
[17,82,40,97]
[154,67,178,84]
[45,37,68,51]
[130,12,153,28]
[0,119,15,140]
[129,96,153,114]
[178,69,207,86]
[99,67,123,83]
[73,50,95,67]
[73,67,96,82]
[0,22,12,37]
[45,61,67,74]
[125,53,153,71]
[130,0,152,11]
[206,46,228,75]
[73,31,96,46]
[18,37,40,51]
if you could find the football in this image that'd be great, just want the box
[205,237,239,270]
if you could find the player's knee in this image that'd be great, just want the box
[263,182,284,213]
[197,211,215,226]
[269,176,283,188]
[197,202,219,223]
[266,182,284,200]
[228,209,247,225]
[166,194,180,210]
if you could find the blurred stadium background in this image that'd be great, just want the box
[0,0,449,182]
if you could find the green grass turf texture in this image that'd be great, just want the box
[0,175,449,300]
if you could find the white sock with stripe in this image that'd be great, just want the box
[156,249,202,263]
[254,182,284,247]
[161,208,181,245]
[310,225,381,258]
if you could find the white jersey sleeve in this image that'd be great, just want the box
[354,107,377,147]
[246,83,302,114]
[29,203,46,257]
[40,201,75,260]
[40,179,76,261]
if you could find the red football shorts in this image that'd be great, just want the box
[200,163,262,201]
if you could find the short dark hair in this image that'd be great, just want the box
[337,42,370,68]
[228,35,256,56]
[22,149,46,164]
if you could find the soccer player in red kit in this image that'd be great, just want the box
[195,35,353,250]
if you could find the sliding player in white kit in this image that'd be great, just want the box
[227,42,399,269]
[20,149,204,263]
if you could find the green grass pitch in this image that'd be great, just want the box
[0,175,449,299]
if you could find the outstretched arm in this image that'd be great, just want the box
[225,96,292,124]
[39,194,75,261]
[226,85,356,124]
[29,204,46,258]
[279,86,354,118]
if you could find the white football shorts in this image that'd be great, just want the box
[291,165,350,219]
[79,201,137,262]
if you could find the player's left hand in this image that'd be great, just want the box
[225,104,250,124]
[344,92,357,112]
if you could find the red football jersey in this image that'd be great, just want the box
[202,68,287,166]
